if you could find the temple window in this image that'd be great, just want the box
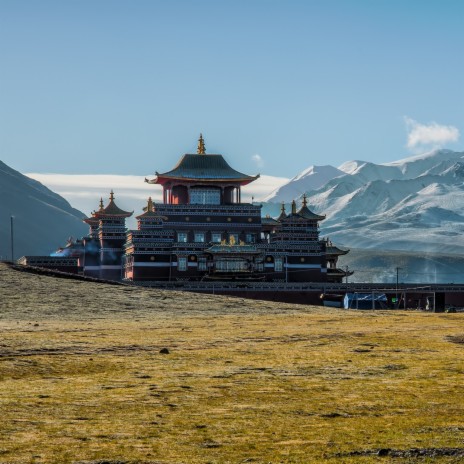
[216,259,248,272]
[245,233,255,243]
[178,257,187,271]
[177,232,188,243]
[212,233,222,243]
[198,257,207,271]
[275,257,283,272]
[194,232,205,243]
[190,188,221,205]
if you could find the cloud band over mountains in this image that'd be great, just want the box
[27,173,289,228]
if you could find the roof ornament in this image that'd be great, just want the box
[302,193,308,207]
[281,202,286,214]
[110,190,115,202]
[291,199,297,214]
[197,133,206,154]
[147,196,154,212]
[99,198,104,210]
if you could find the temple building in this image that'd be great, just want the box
[120,135,349,282]
[21,135,351,284]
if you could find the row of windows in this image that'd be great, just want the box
[177,232,256,244]
[176,256,284,272]
[177,256,209,271]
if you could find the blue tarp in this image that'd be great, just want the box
[344,293,388,310]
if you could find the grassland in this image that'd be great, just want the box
[0,262,463,463]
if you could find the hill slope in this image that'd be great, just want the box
[0,160,88,259]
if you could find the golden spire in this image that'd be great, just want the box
[147,196,154,212]
[302,193,308,207]
[281,202,286,214]
[99,197,104,210]
[291,199,296,214]
[109,190,115,202]
[197,133,206,154]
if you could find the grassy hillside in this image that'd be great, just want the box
[0,263,463,463]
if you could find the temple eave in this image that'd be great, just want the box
[326,247,350,256]
[149,175,259,185]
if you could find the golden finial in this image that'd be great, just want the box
[110,190,115,201]
[302,193,308,207]
[197,133,206,154]
[281,202,286,214]
[99,198,104,210]
[291,199,296,214]
[147,196,154,212]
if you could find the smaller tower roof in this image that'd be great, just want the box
[136,197,167,220]
[297,194,326,220]
[94,191,133,218]
[277,202,287,221]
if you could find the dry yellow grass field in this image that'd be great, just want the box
[0,262,463,463]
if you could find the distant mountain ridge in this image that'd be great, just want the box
[263,165,344,202]
[261,149,464,253]
[0,160,88,259]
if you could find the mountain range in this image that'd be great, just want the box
[0,161,88,259]
[261,149,464,254]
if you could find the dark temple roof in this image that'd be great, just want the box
[326,245,349,256]
[93,191,133,218]
[136,197,167,221]
[296,204,326,221]
[146,154,259,185]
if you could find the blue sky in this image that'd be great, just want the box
[1,0,463,179]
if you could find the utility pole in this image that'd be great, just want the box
[285,256,288,283]
[396,267,402,308]
[10,216,14,262]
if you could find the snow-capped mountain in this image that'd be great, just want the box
[262,165,344,202]
[261,149,464,253]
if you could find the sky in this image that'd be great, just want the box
[1,0,463,187]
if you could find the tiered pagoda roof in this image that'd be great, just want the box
[280,195,325,221]
[136,197,167,220]
[262,215,279,226]
[92,190,134,218]
[84,191,133,221]
[325,238,349,256]
[145,134,259,186]
[83,215,99,227]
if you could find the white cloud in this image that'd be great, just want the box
[241,174,289,202]
[251,154,264,168]
[405,117,460,150]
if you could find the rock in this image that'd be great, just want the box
[159,347,170,354]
